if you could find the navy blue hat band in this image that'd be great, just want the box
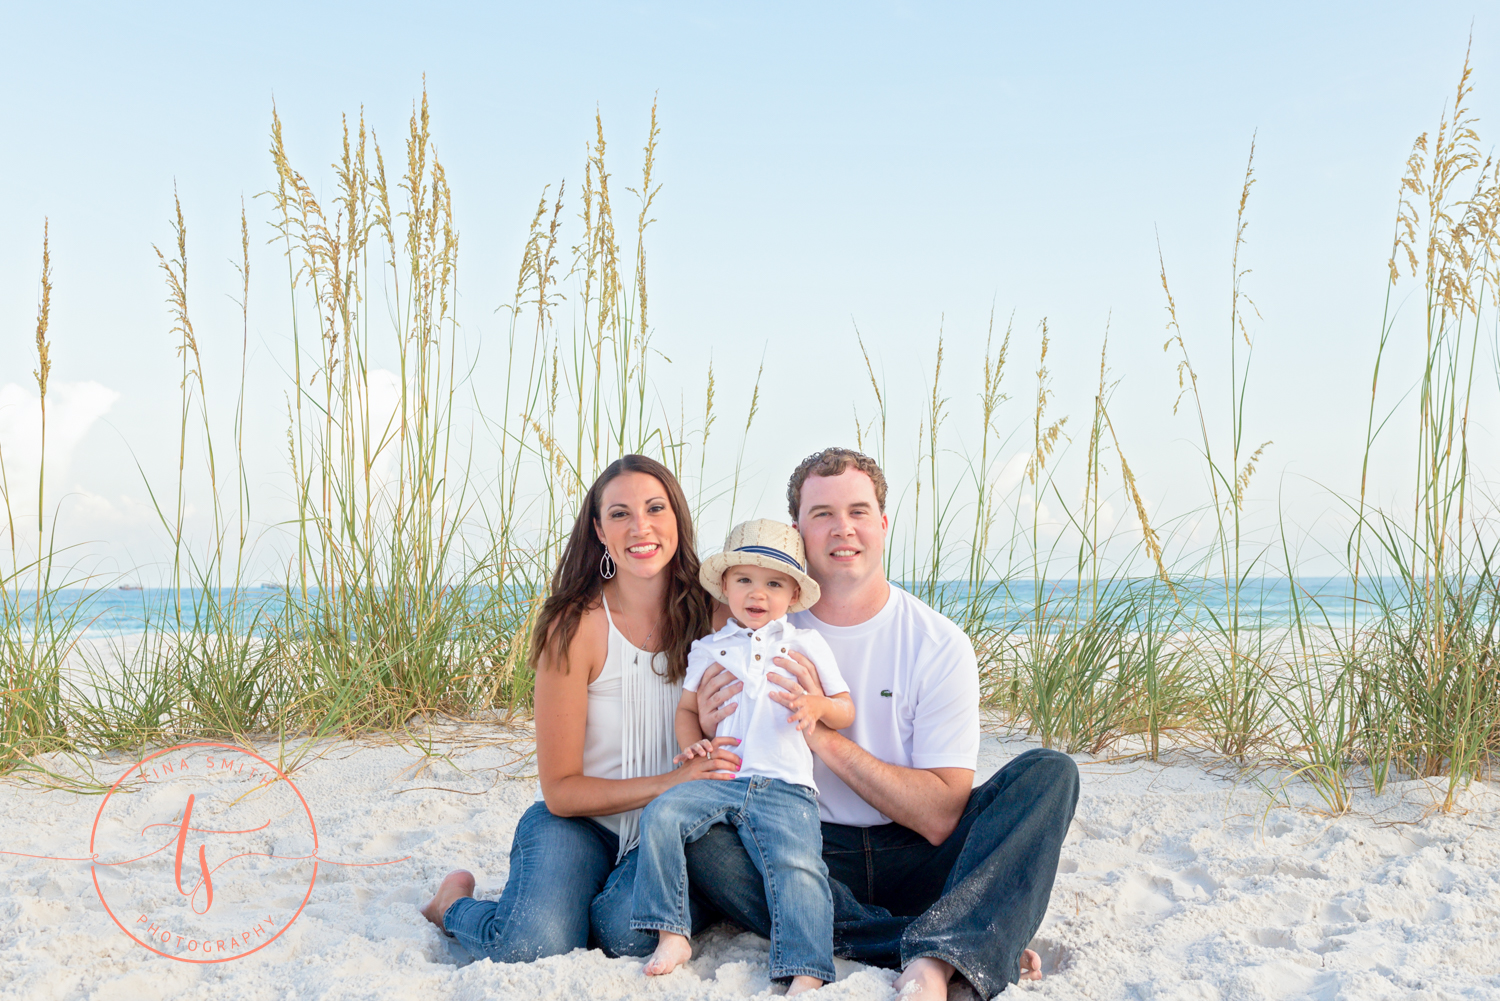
[732,544,804,572]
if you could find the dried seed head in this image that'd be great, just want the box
[1103,406,1174,596]
[703,364,717,444]
[1389,133,1428,285]
[1026,321,1067,484]
[33,220,52,401]
[1235,441,1272,510]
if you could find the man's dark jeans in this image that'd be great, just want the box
[680,748,1079,999]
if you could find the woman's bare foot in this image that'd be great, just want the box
[1019,948,1043,981]
[786,974,824,995]
[892,957,953,997]
[419,870,476,933]
[644,931,692,976]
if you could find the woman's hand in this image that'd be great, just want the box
[695,661,744,733]
[670,735,742,782]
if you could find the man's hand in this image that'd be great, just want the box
[768,674,854,736]
[768,650,855,732]
[766,650,826,706]
[694,661,743,734]
[769,675,835,732]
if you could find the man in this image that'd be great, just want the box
[688,447,1079,999]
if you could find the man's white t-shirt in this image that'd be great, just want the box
[789,585,980,827]
[684,617,849,791]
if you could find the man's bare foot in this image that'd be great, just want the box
[893,957,954,998]
[893,949,1043,996]
[644,931,692,976]
[419,870,475,933]
[786,974,824,995]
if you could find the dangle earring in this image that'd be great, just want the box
[599,548,617,580]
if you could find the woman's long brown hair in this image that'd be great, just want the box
[529,455,712,683]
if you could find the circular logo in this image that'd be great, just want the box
[89,742,319,963]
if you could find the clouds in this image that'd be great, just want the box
[0,379,120,510]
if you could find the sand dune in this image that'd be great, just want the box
[1,728,1496,1000]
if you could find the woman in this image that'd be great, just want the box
[420,455,741,961]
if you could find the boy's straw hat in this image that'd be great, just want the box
[700,519,821,613]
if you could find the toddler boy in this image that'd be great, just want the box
[632,519,853,995]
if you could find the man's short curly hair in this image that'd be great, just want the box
[787,447,889,521]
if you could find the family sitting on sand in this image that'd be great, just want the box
[421,448,1079,999]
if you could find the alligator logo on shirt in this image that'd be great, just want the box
[880,689,892,697]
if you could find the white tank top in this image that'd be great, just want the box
[537,593,682,861]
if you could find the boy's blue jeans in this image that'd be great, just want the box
[631,775,835,983]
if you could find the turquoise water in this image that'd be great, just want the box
[10,587,289,637]
[7,577,1393,637]
[920,576,1379,630]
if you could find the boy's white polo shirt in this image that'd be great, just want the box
[789,585,981,827]
[684,616,848,791]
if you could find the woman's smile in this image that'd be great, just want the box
[597,471,680,578]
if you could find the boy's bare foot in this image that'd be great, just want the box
[419,870,476,933]
[644,931,692,976]
[786,974,824,995]
[893,957,953,998]
[1019,948,1043,981]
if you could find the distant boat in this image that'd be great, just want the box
[118,584,144,591]
[259,583,283,589]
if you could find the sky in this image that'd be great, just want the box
[0,2,1496,579]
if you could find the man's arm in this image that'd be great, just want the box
[771,649,972,845]
[806,723,972,845]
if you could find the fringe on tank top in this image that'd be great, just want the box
[606,596,682,863]
[615,651,681,864]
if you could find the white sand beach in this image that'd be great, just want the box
[2,725,1496,1001]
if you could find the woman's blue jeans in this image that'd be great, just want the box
[630,776,834,983]
[443,801,713,963]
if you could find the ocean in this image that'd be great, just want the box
[5,576,1409,637]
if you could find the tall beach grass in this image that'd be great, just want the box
[2,58,1498,809]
